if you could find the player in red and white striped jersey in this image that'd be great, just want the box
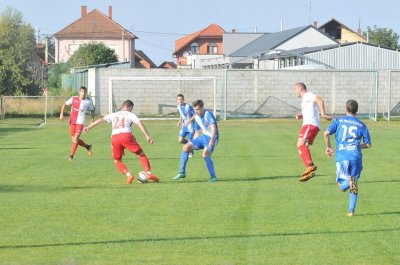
[84,100,159,184]
[60,86,95,161]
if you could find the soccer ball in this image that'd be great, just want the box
[137,171,149,183]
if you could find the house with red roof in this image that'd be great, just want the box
[158,61,177,69]
[54,6,138,67]
[173,23,225,69]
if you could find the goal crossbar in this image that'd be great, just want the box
[108,76,217,116]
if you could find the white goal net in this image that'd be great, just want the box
[108,76,217,118]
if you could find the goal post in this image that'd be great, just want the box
[108,76,217,118]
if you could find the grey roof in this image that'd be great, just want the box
[223,32,265,56]
[291,41,400,55]
[284,44,340,55]
[229,25,312,57]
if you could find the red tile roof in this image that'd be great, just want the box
[55,9,136,39]
[174,23,225,55]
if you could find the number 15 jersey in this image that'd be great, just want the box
[326,115,371,162]
[104,111,140,136]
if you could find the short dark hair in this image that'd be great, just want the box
[122,100,134,109]
[177,94,184,99]
[80,86,87,91]
[295,82,307,91]
[346,99,358,114]
[192,99,204,108]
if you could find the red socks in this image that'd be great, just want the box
[298,145,313,167]
[115,161,128,175]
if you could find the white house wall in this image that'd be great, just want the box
[56,38,134,65]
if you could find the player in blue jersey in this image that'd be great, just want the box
[176,94,195,158]
[324,99,371,217]
[173,99,219,182]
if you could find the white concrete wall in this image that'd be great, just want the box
[93,68,395,119]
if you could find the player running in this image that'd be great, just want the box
[60,86,95,161]
[324,99,371,217]
[84,100,159,184]
[176,94,195,158]
[294,82,332,181]
[173,99,219,182]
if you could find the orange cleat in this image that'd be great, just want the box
[301,165,317,176]
[299,172,315,182]
[147,173,159,182]
[127,175,134,184]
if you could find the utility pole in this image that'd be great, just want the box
[122,29,125,61]
[44,37,48,64]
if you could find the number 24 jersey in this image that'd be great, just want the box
[104,111,140,136]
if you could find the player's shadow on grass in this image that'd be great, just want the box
[168,174,329,184]
[362,179,400,184]
[1,226,400,250]
[0,127,36,138]
[357,211,400,216]
[0,184,120,193]
[0,147,36,150]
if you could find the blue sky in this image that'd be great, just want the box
[0,0,398,65]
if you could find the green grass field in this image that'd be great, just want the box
[1,118,399,265]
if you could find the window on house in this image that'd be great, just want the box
[190,43,200,54]
[207,43,218,54]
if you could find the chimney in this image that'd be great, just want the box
[81,6,87,17]
[312,21,318,28]
[108,6,112,19]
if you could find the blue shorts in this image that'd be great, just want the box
[179,128,194,140]
[335,160,363,184]
[191,135,218,153]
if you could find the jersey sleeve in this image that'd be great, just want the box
[362,126,371,145]
[129,112,140,124]
[104,113,114,123]
[86,97,95,111]
[189,105,195,116]
[326,119,338,134]
[304,92,316,103]
[206,111,217,124]
[65,97,73,105]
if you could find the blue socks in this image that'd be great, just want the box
[204,156,216,177]
[348,192,358,213]
[180,152,216,178]
[179,151,189,174]
[339,180,358,213]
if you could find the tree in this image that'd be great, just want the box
[67,42,118,68]
[46,62,69,95]
[0,7,36,95]
[365,25,399,49]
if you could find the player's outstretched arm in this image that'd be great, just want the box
[323,130,333,157]
[84,118,106,133]
[59,103,67,121]
[208,124,217,148]
[89,110,95,124]
[315,96,332,121]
